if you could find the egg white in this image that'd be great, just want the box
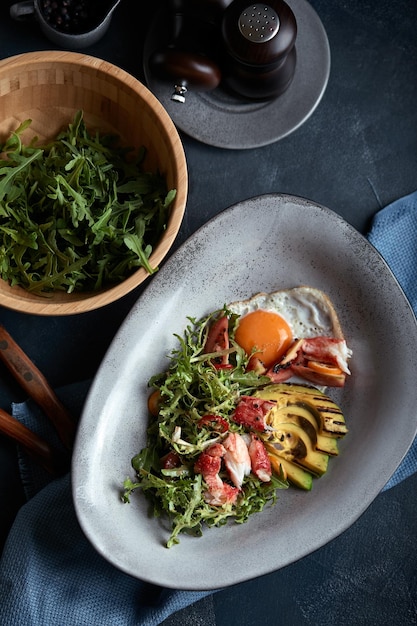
[227,286,341,340]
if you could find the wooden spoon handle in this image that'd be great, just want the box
[0,408,68,474]
[0,325,76,450]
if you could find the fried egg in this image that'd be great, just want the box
[228,286,343,368]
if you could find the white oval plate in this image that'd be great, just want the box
[73,194,417,590]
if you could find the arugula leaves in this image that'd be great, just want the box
[123,309,288,548]
[0,111,176,294]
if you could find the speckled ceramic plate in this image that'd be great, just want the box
[73,194,417,590]
[143,0,330,149]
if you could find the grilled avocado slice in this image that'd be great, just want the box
[255,382,348,489]
[268,452,313,491]
[265,422,329,476]
[265,402,339,456]
[256,383,348,438]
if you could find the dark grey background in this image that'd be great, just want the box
[0,0,416,624]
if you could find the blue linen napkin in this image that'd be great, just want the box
[0,382,212,626]
[0,191,417,624]
[367,190,417,490]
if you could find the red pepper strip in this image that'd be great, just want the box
[197,414,229,433]
[204,316,230,367]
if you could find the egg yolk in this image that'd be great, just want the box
[234,309,293,368]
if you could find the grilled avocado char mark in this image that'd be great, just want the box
[265,423,329,476]
[255,381,348,490]
[266,402,339,456]
[256,382,348,438]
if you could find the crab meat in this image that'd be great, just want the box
[231,396,276,432]
[194,431,273,506]
[194,443,239,506]
[222,432,251,488]
[248,433,272,482]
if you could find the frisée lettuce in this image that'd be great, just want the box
[122,308,288,548]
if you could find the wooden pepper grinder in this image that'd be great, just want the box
[149,0,297,102]
[221,0,297,99]
[149,0,233,102]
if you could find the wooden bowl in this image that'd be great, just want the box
[0,51,188,315]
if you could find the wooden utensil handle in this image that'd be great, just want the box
[0,408,68,474]
[0,325,76,450]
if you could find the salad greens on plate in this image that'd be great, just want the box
[122,308,288,548]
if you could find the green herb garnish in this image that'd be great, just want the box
[123,308,288,548]
[0,111,176,294]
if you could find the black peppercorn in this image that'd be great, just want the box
[39,0,97,34]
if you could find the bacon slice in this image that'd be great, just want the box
[300,337,352,374]
[267,336,352,387]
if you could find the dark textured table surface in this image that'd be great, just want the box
[1,0,417,624]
